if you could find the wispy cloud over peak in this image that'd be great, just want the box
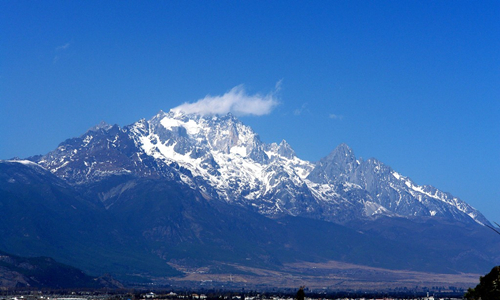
[172,84,280,116]
[53,42,71,63]
[56,42,70,51]
[329,113,343,120]
[294,103,309,116]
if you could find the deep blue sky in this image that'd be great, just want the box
[1,1,499,221]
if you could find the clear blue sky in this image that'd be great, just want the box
[1,1,499,221]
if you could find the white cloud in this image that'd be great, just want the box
[294,103,309,116]
[329,113,343,120]
[172,85,280,116]
[56,43,70,51]
[53,42,71,63]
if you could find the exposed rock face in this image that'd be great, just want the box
[33,110,488,225]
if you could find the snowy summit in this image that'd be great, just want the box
[33,109,489,225]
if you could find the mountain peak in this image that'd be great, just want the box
[277,140,296,159]
[323,143,357,166]
[33,109,490,227]
[153,109,169,120]
[305,143,357,185]
[88,121,113,132]
[332,143,354,157]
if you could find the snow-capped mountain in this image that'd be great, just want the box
[33,110,489,225]
[307,144,488,224]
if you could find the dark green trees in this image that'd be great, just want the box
[465,266,500,300]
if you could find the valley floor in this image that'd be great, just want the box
[159,260,478,292]
[0,292,465,300]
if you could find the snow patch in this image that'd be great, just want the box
[392,172,401,180]
[364,201,389,216]
[4,160,45,169]
[160,117,201,135]
[230,146,247,157]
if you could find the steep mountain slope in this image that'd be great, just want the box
[0,250,122,289]
[6,160,496,281]
[77,174,399,271]
[345,216,500,273]
[307,144,489,225]
[33,110,488,226]
[77,173,500,275]
[0,160,180,278]
[2,158,498,282]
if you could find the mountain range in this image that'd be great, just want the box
[1,110,498,289]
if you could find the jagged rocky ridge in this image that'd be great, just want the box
[32,110,489,226]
